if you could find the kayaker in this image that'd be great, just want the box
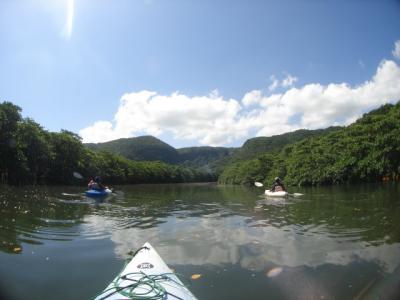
[271,177,286,192]
[88,178,95,189]
[89,176,106,191]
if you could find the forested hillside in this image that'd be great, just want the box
[177,146,235,169]
[85,129,338,173]
[0,102,215,185]
[87,136,181,163]
[219,102,400,186]
[230,127,341,161]
[213,127,342,173]
[86,137,235,169]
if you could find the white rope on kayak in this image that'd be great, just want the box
[95,271,187,300]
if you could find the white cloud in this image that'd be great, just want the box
[268,74,298,92]
[281,74,298,88]
[392,40,400,59]
[80,60,400,146]
[242,90,262,107]
[250,60,400,136]
[81,90,248,146]
[268,75,279,92]
[79,121,119,143]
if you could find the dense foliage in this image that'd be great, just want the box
[219,103,400,186]
[0,102,215,185]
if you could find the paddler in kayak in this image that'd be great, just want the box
[88,178,95,189]
[88,176,106,191]
[270,177,286,192]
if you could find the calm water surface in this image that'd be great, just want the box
[0,183,399,300]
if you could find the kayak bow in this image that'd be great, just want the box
[94,242,197,300]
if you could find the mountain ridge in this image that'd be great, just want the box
[84,127,341,171]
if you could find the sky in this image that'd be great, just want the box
[1,0,400,148]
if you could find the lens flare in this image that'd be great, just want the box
[66,0,74,39]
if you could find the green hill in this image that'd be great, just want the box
[231,127,342,161]
[86,136,181,163]
[85,128,341,175]
[178,146,235,170]
[86,136,235,170]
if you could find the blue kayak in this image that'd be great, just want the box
[85,188,112,197]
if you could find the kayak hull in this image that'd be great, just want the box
[265,189,288,197]
[94,242,197,299]
[85,188,112,197]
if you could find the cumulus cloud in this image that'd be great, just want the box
[247,60,400,137]
[81,90,248,146]
[80,60,400,146]
[242,90,262,107]
[79,121,117,143]
[393,40,400,59]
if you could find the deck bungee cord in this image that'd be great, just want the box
[96,271,186,300]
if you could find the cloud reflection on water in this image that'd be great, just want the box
[83,211,400,274]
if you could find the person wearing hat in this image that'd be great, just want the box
[271,177,286,192]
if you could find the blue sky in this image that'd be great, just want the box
[1,0,400,147]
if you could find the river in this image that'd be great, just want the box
[0,183,399,299]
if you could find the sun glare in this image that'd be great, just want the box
[66,0,74,39]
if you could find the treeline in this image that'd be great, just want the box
[3,100,400,187]
[219,102,400,186]
[0,102,215,185]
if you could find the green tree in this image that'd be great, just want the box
[17,119,52,184]
[47,130,87,184]
[0,102,24,184]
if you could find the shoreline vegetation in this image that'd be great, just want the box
[1,101,399,187]
[0,102,215,186]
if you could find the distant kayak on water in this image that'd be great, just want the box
[264,189,288,197]
[255,182,303,198]
[94,242,197,300]
[85,188,113,197]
